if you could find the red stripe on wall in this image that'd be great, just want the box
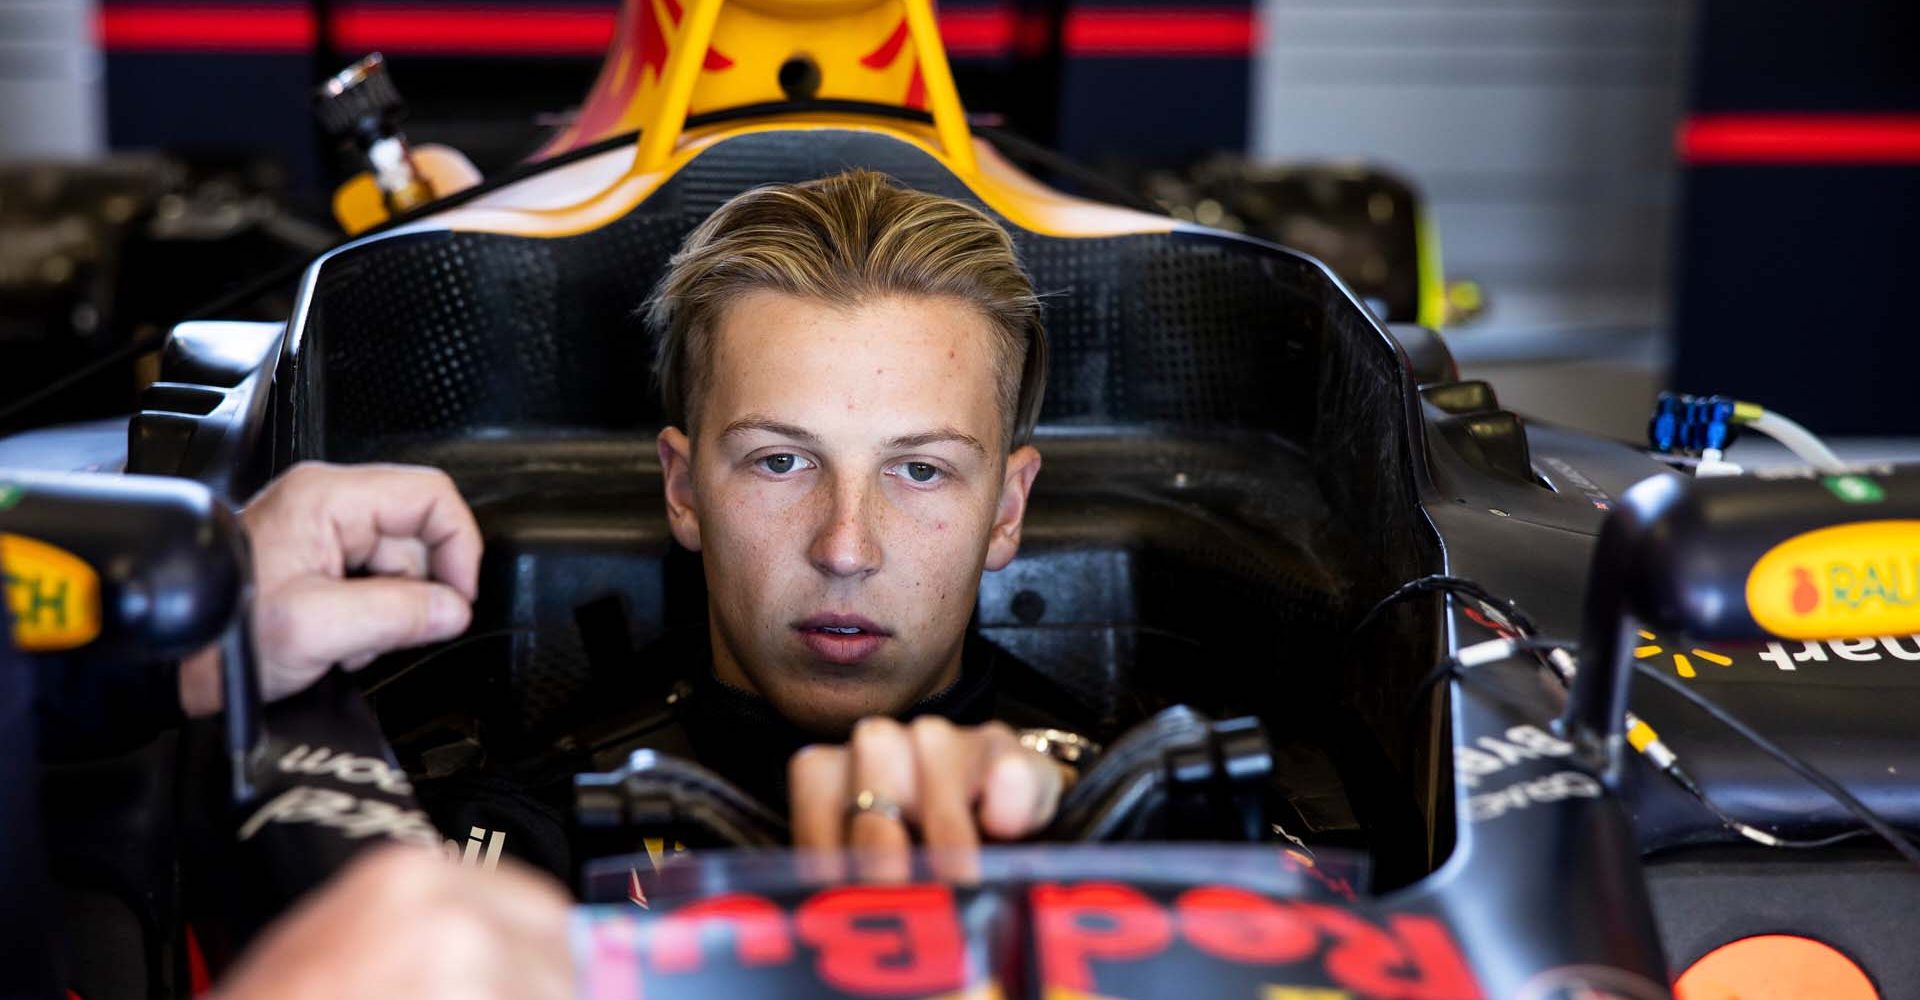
[99,3,1256,58]
[1680,114,1920,165]
[97,6,315,52]
[1063,10,1256,57]
[328,6,1021,56]
[331,7,614,55]
[937,9,1016,57]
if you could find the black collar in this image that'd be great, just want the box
[677,631,1002,807]
[588,621,1100,810]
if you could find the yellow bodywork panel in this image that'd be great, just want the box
[332,143,485,236]
[333,0,1011,234]
[429,115,1174,240]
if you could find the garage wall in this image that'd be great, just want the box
[1252,0,1693,339]
[0,0,104,158]
[1670,1,1920,435]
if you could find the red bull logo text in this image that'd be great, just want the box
[575,881,1480,1000]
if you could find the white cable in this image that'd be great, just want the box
[1545,647,1578,682]
[1454,637,1518,668]
[1733,823,1783,847]
[1694,447,1744,478]
[1747,410,1849,475]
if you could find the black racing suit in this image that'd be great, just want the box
[410,626,1103,885]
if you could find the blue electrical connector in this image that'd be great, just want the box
[1648,392,1742,456]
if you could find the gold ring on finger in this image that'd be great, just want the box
[846,788,904,824]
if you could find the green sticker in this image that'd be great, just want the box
[1823,474,1885,504]
[0,483,20,510]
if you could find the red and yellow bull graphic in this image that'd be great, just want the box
[526,0,977,180]
[1746,520,1920,639]
[1,532,102,652]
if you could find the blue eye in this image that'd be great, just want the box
[759,454,802,475]
[903,462,940,483]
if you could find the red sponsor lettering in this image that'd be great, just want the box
[1298,905,1479,1000]
[649,894,794,974]
[1032,882,1176,993]
[612,881,1478,1000]
[1388,915,1481,1000]
[794,885,968,996]
[1177,887,1317,965]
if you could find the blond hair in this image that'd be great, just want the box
[646,169,1047,448]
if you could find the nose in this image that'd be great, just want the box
[807,472,883,580]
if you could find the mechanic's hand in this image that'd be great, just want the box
[213,846,571,1000]
[179,462,483,716]
[789,717,1070,882]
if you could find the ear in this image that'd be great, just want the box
[657,426,703,551]
[983,445,1043,571]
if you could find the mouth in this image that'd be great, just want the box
[793,614,892,666]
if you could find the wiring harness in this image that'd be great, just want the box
[1363,575,1917,862]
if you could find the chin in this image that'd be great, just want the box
[761,672,914,738]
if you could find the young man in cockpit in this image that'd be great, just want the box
[182,169,1095,879]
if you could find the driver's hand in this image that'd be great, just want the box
[213,846,570,1000]
[788,717,1070,881]
[179,462,483,716]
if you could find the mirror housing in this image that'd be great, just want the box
[2,470,246,662]
[1565,467,1920,765]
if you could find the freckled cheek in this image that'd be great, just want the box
[702,481,818,556]
[887,517,989,613]
[705,492,820,628]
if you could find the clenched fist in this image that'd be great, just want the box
[179,462,483,716]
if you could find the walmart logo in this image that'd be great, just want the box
[1633,630,1734,679]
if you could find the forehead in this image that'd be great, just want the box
[698,290,1004,442]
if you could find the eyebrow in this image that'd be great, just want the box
[717,416,821,445]
[886,428,987,456]
[717,416,986,456]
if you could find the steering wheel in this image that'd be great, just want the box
[572,705,1278,852]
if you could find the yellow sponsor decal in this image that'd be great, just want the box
[1632,629,1735,680]
[1747,520,1920,639]
[1,533,101,652]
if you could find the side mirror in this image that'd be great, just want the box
[2,470,245,661]
[2,469,260,796]
[1565,468,1920,764]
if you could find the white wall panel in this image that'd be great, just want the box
[0,0,105,159]
[1253,0,1692,335]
